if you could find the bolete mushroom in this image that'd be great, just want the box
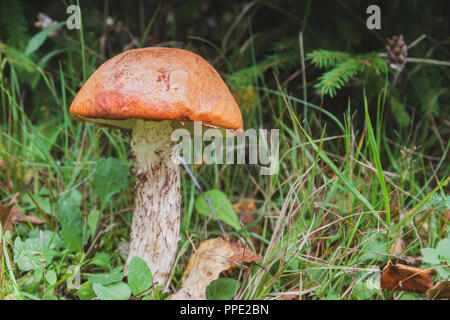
[70,47,243,287]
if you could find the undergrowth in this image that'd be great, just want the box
[0,0,449,300]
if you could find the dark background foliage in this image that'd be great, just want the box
[1,1,448,122]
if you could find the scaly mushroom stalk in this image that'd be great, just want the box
[125,120,180,287]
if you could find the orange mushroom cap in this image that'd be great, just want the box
[70,47,243,130]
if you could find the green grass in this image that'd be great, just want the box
[1,3,449,301]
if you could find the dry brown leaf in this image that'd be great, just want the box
[381,261,436,293]
[426,280,450,300]
[0,200,15,281]
[171,237,234,300]
[0,159,6,169]
[11,207,44,226]
[1,201,44,233]
[232,200,257,232]
[171,236,262,300]
[0,201,15,233]
[232,200,256,215]
[227,238,262,270]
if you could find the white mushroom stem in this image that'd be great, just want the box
[125,119,181,288]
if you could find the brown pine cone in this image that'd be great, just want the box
[386,35,408,71]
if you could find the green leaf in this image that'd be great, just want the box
[13,230,62,271]
[55,190,83,251]
[325,293,340,300]
[87,210,100,237]
[436,267,450,279]
[93,158,128,209]
[91,252,112,271]
[364,94,390,225]
[23,192,51,213]
[93,282,131,300]
[45,270,57,285]
[33,266,44,283]
[127,257,153,296]
[206,278,239,300]
[421,248,441,265]
[77,281,96,300]
[25,22,64,55]
[436,238,450,261]
[88,267,123,286]
[195,189,241,230]
[360,233,388,263]
[2,230,12,244]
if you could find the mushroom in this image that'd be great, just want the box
[69,47,243,287]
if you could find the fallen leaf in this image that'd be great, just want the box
[11,206,44,225]
[232,200,258,233]
[381,261,436,293]
[0,201,15,233]
[171,236,261,300]
[1,200,44,233]
[171,237,234,300]
[232,200,256,215]
[426,280,450,300]
[227,238,262,270]
[0,199,16,280]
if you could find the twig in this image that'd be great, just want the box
[128,282,157,300]
[408,34,426,50]
[178,155,227,236]
[378,53,450,67]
